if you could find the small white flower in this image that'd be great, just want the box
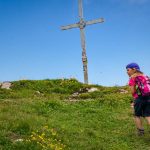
[15,139,23,142]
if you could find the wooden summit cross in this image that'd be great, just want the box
[61,0,104,84]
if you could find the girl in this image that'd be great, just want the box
[126,63,150,136]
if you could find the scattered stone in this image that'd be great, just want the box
[35,91,41,94]
[69,87,99,100]
[72,92,79,96]
[34,91,44,97]
[15,139,24,142]
[78,88,88,93]
[1,81,12,89]
[69,92,79,99]
[87,87,99,93]
[78,87,99,93]
[119,89,128,94]
[7,132,22,142]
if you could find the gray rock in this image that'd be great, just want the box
[119,89,128,94]
[1,82,12,89]
[88,87,99,93]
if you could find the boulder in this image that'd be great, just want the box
[87,87,99,93]
[119,89,128,94]
[1,82,12,89]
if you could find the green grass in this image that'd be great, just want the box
[0,79,150,150]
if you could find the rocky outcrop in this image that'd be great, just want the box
[1,82,12,89]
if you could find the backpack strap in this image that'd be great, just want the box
[134,76,142,96]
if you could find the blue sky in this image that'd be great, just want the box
[0,0,150,86]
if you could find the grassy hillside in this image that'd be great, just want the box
[0,79,150,150]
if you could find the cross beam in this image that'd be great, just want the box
[61,0,104,84]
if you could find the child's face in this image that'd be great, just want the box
[126,68,136,77]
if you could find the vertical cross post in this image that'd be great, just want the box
[61,0,104,84]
